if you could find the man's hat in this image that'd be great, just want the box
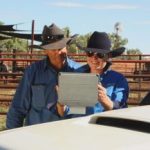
[34,23,77,50]
[78,31,125,58]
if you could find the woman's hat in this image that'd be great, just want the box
[78,31,125,58]
[34,23,77,50]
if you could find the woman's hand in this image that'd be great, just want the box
[97,84,113,110]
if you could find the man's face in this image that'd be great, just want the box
[86,52,106,74]
[44,47,67,70]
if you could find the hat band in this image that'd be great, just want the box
[42,34,64,45]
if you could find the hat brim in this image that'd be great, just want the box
[30,34,78,50]
[29,38,70,50]
[77,44,125,58]
[109,47,125,57]
[41,38,70,50]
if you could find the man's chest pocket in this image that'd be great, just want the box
[31,85,46,110]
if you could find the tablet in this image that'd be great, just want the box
[58,72,99,107]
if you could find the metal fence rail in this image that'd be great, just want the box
[1,53,150,115]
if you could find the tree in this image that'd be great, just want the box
[0,21,28,53]
[63,27,70,38]
[108,33,128,50]
[68,33,91,54]
[63,26,91,53]
[126,48,142,60]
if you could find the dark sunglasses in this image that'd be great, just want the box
[86,52,105,58]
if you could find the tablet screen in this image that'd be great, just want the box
[58,72,99,107]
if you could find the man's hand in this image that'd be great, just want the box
[56,102,69,117]
[56,102,66,117]
[55,85,69,117]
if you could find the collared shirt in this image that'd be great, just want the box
[87,70,129,114]
[6,57,88,129]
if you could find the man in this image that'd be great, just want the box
[78,31,129,114]
[6,23,87,129]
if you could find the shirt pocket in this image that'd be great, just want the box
[31,85,46,110]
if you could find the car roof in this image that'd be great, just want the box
[0,106,150,150]
[89,105,150,123]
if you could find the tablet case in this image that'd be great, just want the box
[58,72,98,108]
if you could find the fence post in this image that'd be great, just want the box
[12,49,17,73]
[138,54,142,101]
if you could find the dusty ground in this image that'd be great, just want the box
[0,116,6,131]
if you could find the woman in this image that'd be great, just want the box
[57,31,129,116]
[80,31,129,113]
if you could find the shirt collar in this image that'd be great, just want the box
[60,57,68,72]
[99,69,110,81]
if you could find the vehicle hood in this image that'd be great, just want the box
[0,106,150,150]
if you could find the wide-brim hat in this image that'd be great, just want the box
[77,31,125,58]
[33,23,77,50]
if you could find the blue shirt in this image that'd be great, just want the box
[87,70,129,114]
[6,57,88,129]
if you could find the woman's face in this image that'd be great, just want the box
[86,52,106,74]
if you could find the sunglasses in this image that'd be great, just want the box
[86,52,105,58]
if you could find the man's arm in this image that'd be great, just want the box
[6,67,33,129]
[66,58,89,73]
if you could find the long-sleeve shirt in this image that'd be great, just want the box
[86,70,129,114]
[6,57,88,129]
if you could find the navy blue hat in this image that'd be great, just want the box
[78,31,125,57]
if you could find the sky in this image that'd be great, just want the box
[0,0,150,54]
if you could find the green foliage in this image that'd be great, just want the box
[108,33,142,60]
[0,22,143,57]
[126,49,142,60]
[108,33,128,49]
[127,49,142,55]
[0,116,6,131]
[0,104,8,131]
[68,33,91,53]
[62,26,92,53]
[76,33,91,48]
[63,27,70,38]
[0,21,4,25]
[0,21,28,52]
[0,37,28,52]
